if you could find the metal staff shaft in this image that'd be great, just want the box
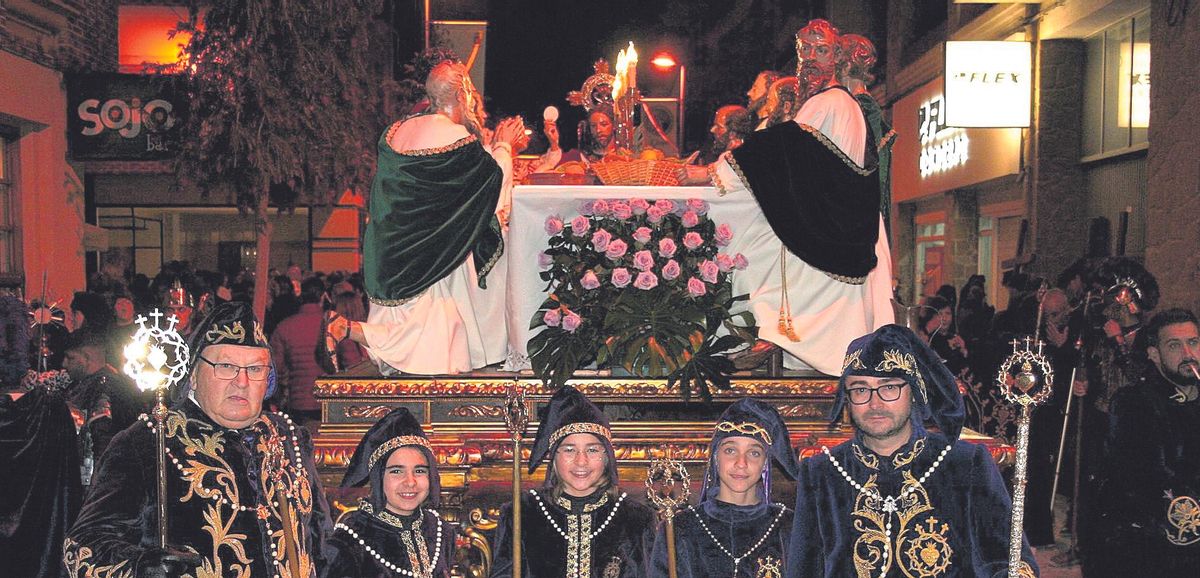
[666,515,678,578]
[1049,365,1078,513]
[154,389,169,548]
[1008,403,1033,578]
[503,385,529,578]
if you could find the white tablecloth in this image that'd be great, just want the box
[504,185,756,370]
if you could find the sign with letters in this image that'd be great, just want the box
[66,73,185,160]
[944,41,1031,128]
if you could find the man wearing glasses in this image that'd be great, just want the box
[65,302,333,578]
[785,324,1038,578]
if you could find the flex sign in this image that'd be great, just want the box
[944,41,1031,128]
[66,73,185,160]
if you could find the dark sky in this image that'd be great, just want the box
[482,0,820,152]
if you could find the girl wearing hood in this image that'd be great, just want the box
[491,386,657,578]
[323,407,454,578]
[650,398,799,578]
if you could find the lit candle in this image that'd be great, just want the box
[627,42,637,94]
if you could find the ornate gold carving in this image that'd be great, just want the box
[369,435,434,469]
[343,405,397,419]
[551,422,613,445]
[447,404,506,418]
[715,421,773,444]
[1166,495,1200,546]
[316,378,838,398]
[774,403,828,418]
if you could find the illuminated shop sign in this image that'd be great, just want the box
[944,41,1032,128]
[918,95,969,178]
[66,73,185,160]
[1118,42,1150,128]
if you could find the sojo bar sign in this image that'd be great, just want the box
[944,41,1031,128]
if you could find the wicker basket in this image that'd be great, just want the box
[591,159,683,186]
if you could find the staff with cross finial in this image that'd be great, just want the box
[123,309,191,547]
[503,383,529,578]
[646,452,691,578]
[996,292,1055,578]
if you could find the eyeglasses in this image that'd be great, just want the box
[198,356,270,381]
[846,382,907,405]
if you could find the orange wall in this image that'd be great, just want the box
[0,51,86,300]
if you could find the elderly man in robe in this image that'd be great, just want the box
[682,19,894,375]
[324,60,526,375]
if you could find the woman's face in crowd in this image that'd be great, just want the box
[383,447,431,516]
[554,432,608,497]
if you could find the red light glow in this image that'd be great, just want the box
[651,53,678,71]
[119,6,199,73]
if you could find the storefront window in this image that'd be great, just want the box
[1083,10,1150,158]
[915,222,946,300]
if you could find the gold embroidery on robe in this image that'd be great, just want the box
[62,538,135,578]
[1166,495,1200,546]
[756,555,782,578]
[849,470,953,578]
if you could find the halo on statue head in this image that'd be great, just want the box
[123,309,190,392]
[566,60,616,112]
[995,337,1054,407]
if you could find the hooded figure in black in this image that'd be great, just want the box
[490,386,656,578]
[323,407,455,578]
[785,324,1038,578]
[650,398,799,578]
[64,302,333,578]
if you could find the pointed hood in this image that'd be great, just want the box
[341,407,440,510]
[181,301,273,399]
[701,398,800,509]
[527,386,618,488]
[830,324,965,443]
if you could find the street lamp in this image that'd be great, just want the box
[649,51,686,155]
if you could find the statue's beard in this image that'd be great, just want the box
[799,66,833,94]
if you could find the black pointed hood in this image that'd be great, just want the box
[701,398,800,508]
[830,324,965,443]
[341,407,440,510]
[527,386,618,487]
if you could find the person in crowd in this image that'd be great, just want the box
[956,274,993,347]
[745,70,781,120]
[680,19,894,376]
[1,295,81,578]
[322,60,522,376]
[709,105,753,153]
[491,386,656,578]
[266,273,301,337]
[786,324,1038,577]
[69,291,114,336]
[1087,308,1200,576]
[160,279,199,338]
[322,407,456,578]
[270,276,327,426]
[61,329,143,486]
[64,302,333,578]
[330,282,370,371]
[650,398,798,578]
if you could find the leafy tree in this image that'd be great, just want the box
[174,0,385,318]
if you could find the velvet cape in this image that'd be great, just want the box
[63,399,334,577]
[650,501,793,578]
[322,508,455,578]
[785,425,1038,578]
[0,388,81,578]
[728,120,879,281]
[1086,366,1200,576]
[490,488,657,578]
[363,130,504,303]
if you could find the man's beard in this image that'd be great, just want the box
[1161,359,1200,386]
[747,95,768,116]
[852,409,911,442]
[799,66,832,94]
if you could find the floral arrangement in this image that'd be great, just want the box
[528,197,755,399]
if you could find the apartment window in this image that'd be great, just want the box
[1082,10,1150,158]
[0,135,17,276]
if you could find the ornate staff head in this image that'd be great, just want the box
[503,383,529,442]
[645,457,691,521]
[996,337,1054,408]
[123,309,190,393]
